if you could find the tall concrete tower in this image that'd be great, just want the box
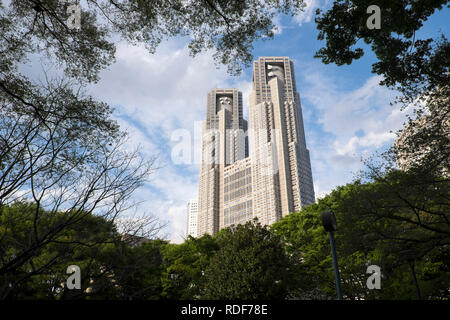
[250,57,315,221]
[197,89,248,236]
[197,57,315,237]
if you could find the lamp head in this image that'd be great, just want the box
[322,210,338,232]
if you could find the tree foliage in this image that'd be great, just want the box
[201,221,294,299]
[315,0,449,102]
[273,170,450,300]
[0,202,166,299]
[160,235,219,299]
[1,0,306,78]
[314,6,448,300]
[1,0,167,299]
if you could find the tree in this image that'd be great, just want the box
[201,220,294,300]
[160,235,218,299]
[1,1,164,295]
[272,204,333,299]
[341,171,449,299]
[0,201,166,299]
[315,1,449,179]
[272,203,380,300]
[314,3,449,299]
[273,176,449,300]
[314,0,449,103]
[86,239,167,300]
[1,0,306,80]
[0,202,113,299]
[0,124,157,298]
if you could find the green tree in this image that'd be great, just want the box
[0,202,117,299]
[273,174,449,300]
[314,0,449,102]
[332,171,450,299]
[86,239,167,300]
[315,1,449,180]
[312,2,449,300]
[272,203,380,300]
[201,220,294,299]
[0,201,166,299]
[160,235,218,299]
[1,0,306,81]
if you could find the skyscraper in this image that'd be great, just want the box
[186,199,199,238]
[197,57,315,236]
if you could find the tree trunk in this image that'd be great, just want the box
[409,261,422,300]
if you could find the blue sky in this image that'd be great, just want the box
[81,1,450,242]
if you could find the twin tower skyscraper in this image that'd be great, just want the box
[197,57,315,236]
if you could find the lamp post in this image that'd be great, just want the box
[322,210,343,300]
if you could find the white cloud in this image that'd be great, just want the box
[272,15,284,35]
[90,41,250,134]
[294,0,325,26]
[116,164,198,244]
[166,203,191,243]
[299,65,412,198]
[115,117,160,158]
[88,41,252,243]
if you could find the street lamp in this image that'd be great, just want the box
[322,210,343,300]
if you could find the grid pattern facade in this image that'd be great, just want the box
[223,158,253,228]
[186,199,198,238]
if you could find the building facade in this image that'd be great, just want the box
[197,57,315,236]
[186,199,199,238]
